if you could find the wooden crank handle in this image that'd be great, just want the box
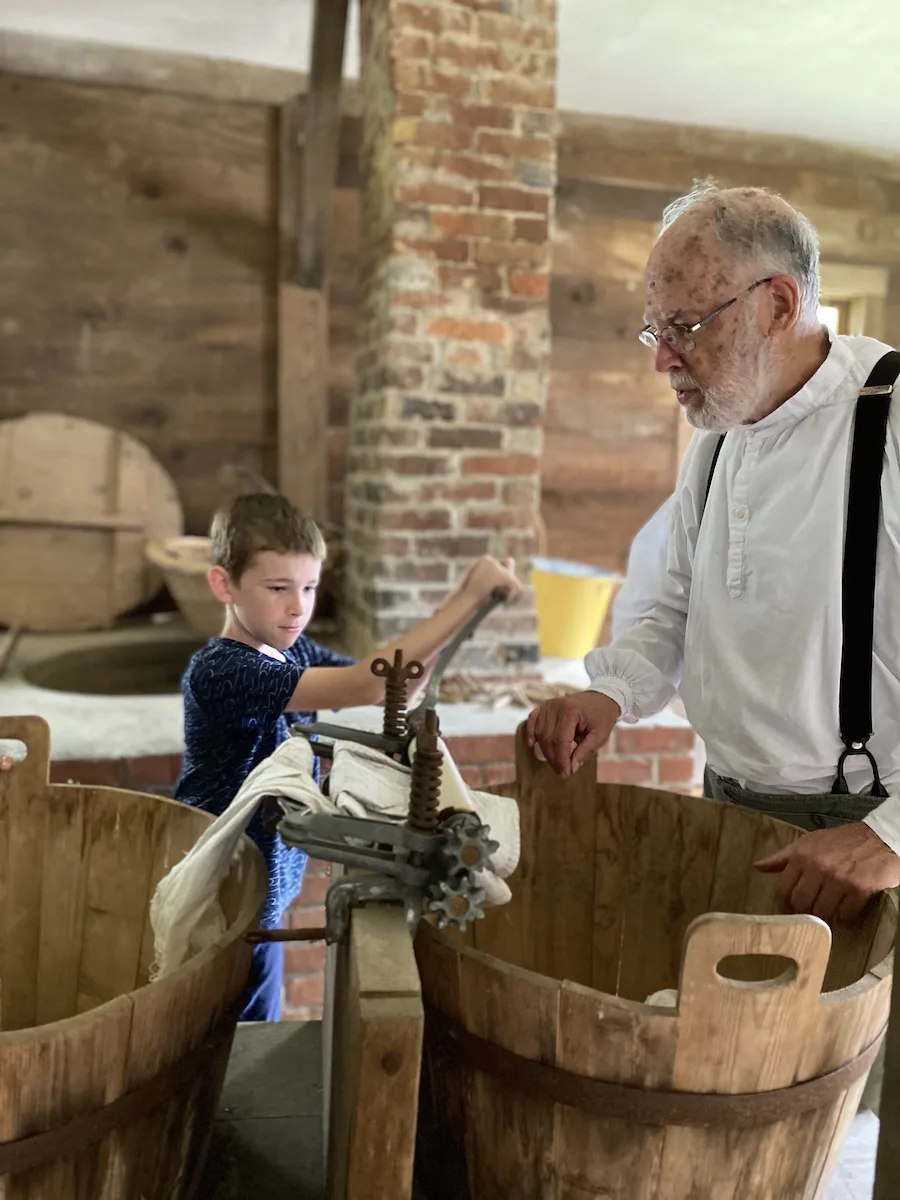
[0,715,51,790]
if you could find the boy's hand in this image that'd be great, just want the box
[0,755,14,771]
[461,556,521,604]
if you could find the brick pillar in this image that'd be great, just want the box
[343,0,557,672]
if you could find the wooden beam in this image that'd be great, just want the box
[558,110,900,186]
[298,0,351,289]
[276,0,350,517]
[0,27,363,112]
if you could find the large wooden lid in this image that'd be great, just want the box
[0,412,183,631]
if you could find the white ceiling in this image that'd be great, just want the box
[1,0,899,153]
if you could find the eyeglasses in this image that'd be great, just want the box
[639,277,774,353]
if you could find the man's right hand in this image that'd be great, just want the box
[526,691,621,777]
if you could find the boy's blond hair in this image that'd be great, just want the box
[210,493,326,581]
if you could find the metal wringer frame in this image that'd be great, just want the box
[250,589,508,949]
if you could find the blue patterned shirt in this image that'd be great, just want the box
[175,635,353,926]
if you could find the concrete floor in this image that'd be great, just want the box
[205,1022,879,1199]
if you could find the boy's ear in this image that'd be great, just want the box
[208,565,233,605]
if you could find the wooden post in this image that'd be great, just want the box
[277,0,350,518]
[325,904,423,1200]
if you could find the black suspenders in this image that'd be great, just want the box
[702,350,900,798]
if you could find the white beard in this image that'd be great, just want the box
[679,341,779,433]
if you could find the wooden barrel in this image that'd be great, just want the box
[0,716,267,1198]
[415,727,896,1200]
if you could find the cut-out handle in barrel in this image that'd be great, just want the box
[0,715,51,792]
[674,913,832,1093]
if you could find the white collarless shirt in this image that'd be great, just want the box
[586,334,900,852]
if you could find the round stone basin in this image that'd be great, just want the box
[22,636,206,695]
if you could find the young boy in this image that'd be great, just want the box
[175,492,520,1021]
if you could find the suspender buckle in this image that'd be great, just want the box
[831,739,890,799]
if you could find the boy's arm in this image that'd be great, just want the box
[284,558,519,713]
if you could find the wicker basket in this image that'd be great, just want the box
[145,537,223,638]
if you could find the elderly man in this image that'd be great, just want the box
[529,179,900,923]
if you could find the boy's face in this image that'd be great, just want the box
[210,551,322,651]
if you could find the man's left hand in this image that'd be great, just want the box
[755,822,900,922]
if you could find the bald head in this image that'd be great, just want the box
[656,182,821,323]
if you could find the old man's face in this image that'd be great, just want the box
[643,223,776,432]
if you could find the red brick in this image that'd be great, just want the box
[297,872,333,905]
[380,454,449,476]
[596,758,654,785]
[395,183,476,208]
[485,762,515,785]
[396,120,474,151]
[448,101,516,130]
[396,92,429,118]
[476,14,556,49]
[509,271,550,298]
[420,480,497,502]
[444,344,487,367]
[435,37,510,71]
[433,151,516,183]
[398,237,471,263]
[474,240,548,269]
[462,454,540,476]
[428,426,502,450]
[433,211,512,239]
[480,186,551,215]
[614,727,695,754]
[284,941,327,974]
[392,560,451,583]
[658,756,697,785]
[393,59,432,91]
[388,289,443,310]
[282,1003,324,1023]
[287,904,327,930]
[50,759,122,786]
[304,857,332,878]
[416,535,491,557]
[380,508,453,530]
[126,754,182,785]
[445,734,516,764]
[431,69,476,100]
[474,131,554,161]
[426,316,508,345]
[467,507,533,530]
[284,973,325,1008]
[459,764,486,787]
[484,78,555,109]
[514,216,549,243]
[392,30,432,59]
[392,0,443,34]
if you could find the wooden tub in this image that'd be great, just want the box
[0,716,267,1198]
[415,728,896,1200]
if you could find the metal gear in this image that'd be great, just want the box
[427,876,486,932]
[439,813,500,877]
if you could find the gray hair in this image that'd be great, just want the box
[660,178,821,320]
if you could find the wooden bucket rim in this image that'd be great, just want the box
[144,536,212,576]
[0,780,267,1045]
[418,890,896,1010]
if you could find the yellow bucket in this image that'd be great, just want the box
[531,557,622,659]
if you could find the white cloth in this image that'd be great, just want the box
[150,735,520,979]
[611,497,676,644]
[327,738,520,904]
[150,736,322,979]
[585,334,900,854]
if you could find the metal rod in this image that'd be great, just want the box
[246,927,327,944]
